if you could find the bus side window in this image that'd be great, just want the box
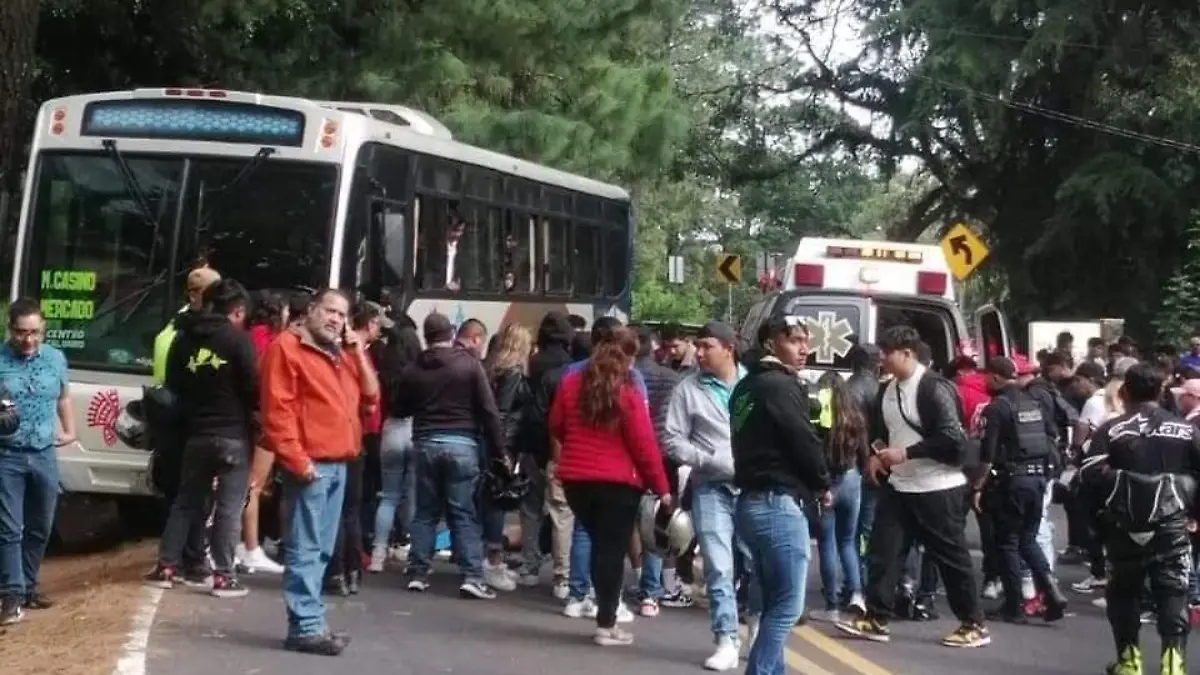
[415,195,461,291]
[461,202,500,292]
[573,222,601,296]
[502,210,533,293]
[542,218,571,293]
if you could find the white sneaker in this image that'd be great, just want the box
[981,580,1002,600]
[553,579,570,600]
[593,626,634,646]
[389,544,410,563]
[1091,597,1108,609]
[564,596,598,619]
[368,545,388,573]
[518,571,540,587]
[704,636,740,671]
[242,546,284,575]
[616,601,635,624]
[1072,576,1107,593]
[485,563,517,591]
[808,608,841,623]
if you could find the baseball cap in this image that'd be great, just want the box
[423,312,454,344]
[361,301,395,330]
[985,356,1019,380]
[1171,378,1200,398]
[698,320,738,348]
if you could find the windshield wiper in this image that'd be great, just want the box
[196,147,275,233]
[101,139,160,233]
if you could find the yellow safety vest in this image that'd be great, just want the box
[814,387,834,430]
[151,307,189,384]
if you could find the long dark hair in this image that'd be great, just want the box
[826,379,869,473]
[578,327,639,429]
[250,290,287,331]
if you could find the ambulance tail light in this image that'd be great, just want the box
[917,271,948,296]
[793,264,824,287]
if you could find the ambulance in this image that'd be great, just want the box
[738,237,1011,374]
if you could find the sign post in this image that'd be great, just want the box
[716,254,742,323]
[939,223,990,281]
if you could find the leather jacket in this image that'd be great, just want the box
[869,370,970,465]
[493,368,532,456]
[844,370,880,421]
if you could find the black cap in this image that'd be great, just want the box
[423,312,454,344]
[698,320,738,348]
[985,356,1018,380]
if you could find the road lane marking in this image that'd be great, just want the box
[112,586,164,675]
[785,646,836,675]
[794,625,893,675]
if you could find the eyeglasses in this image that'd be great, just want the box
[9,328,42,339]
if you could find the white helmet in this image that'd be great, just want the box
[637,494,695,559]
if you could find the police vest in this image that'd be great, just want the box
[1002,392,1052,464]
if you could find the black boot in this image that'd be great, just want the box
[1040,578,1068,622]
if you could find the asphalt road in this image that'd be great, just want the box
[144,508,1199,675]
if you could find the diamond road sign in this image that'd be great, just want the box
[716,254,741,284]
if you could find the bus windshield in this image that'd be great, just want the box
[22,151,338,371]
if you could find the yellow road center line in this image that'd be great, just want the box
[785,646,836,675]
[794,625,894,675]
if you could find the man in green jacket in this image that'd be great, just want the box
[152,267,221,384]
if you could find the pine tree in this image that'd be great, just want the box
[1154,213,1200,346]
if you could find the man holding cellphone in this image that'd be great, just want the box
[260,289,380,656]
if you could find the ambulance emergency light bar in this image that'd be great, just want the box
[824,245,923,263]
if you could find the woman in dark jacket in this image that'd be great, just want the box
[480,323,535,591]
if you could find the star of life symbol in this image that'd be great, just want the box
[801,311,855,364]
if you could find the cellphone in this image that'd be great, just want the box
[870,440,885,454]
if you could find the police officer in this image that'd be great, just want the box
[1082,362,1200,675]
[974,356,1068,623]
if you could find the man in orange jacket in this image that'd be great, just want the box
[260,289,379,656]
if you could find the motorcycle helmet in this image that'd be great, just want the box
[0,385,18,440]
[637,494,695,559]
[482,457,531,512]
[115,399,147,449]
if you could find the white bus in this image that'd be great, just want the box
[740,237,1012,376]
[10,88,633,501]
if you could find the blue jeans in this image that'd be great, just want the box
[407,437,485,583]
[858,481,879,585]
[568,520,592,600]
[817,469,863,608]
[282,461,346,639]
[694,482,760,639]
[0,448,58,600]
[738,491,809,675]
[640,551,664,598]
[372,418,415,550]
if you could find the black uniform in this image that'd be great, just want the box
[1083,404,1200,670]
[978,384,1067,620]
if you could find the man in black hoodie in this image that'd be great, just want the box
[399,313,507,600]
[145,280,257,599]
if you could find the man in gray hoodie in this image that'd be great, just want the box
[663,321,757,671]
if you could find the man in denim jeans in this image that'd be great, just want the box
[0,299,75,626]
[261,289,380,656]
[145,280,259,599]
[664,320,756,671]
[399,313,508,600]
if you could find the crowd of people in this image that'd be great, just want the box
[3,263,1200,675]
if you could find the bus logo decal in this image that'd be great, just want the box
[801,311,855,365]
[86,388,121,446]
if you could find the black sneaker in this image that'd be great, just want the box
[324,575,349,597]
[347,570,361,595]
[144,564,177,590]
[660,585,694,608]
[23,592,54,610]
[459,580,496,600]
[283,632,349,656]
[180,569,213,589]
[406,576,430,592]
[211,575,249,599]
[0,597,23,626]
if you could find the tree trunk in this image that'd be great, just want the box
[0,0,40,196]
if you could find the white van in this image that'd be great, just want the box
[740,238,1012,374]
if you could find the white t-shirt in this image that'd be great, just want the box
[1079,389,1113,430]
[881,363,968,494]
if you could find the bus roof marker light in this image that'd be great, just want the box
[207,90,228,98]
[793,263,824,287]
[917,270,948,296]
[49,107,67,135]
[185,89,205,97]
[165,88,183,96]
